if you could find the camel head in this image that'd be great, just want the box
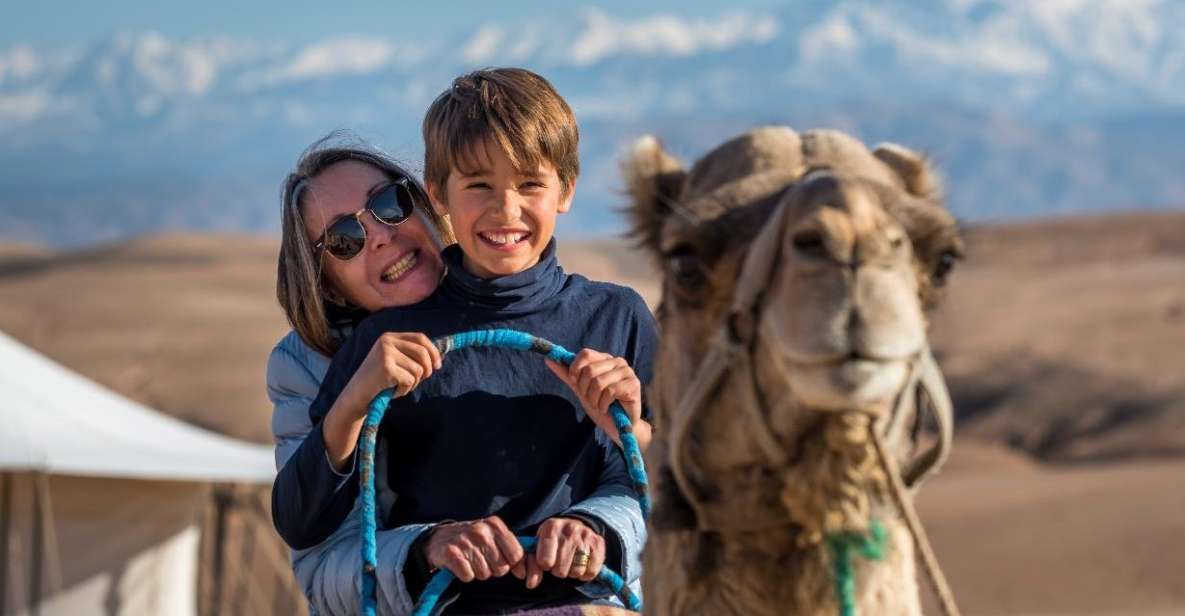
[625,127,963,544]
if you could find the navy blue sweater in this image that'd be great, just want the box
[271,239,656,612]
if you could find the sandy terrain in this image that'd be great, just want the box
[931,212,1185,463]
[0,234,290,442]
[1,211,1182,614]
[920,445,1185,615]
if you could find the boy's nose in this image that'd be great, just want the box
[494,190,523,220]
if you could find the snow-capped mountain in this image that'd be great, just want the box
[1,1,1183,245]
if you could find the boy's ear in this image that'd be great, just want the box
[558,177,577,213]
[425,182,448,216]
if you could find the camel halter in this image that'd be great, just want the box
[663,197,961,616]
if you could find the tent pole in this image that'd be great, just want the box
[1,472,11,615]
[232,502,256,616]
[5,475,26,616]
[34,474,63,592]
[29,473,43,616]
[209,486,231,616]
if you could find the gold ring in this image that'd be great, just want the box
[572,549,591,569]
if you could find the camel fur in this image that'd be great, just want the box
[623,126,963,616]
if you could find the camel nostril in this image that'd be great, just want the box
[792,229,827,256]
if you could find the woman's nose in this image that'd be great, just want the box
[363,212,397,251]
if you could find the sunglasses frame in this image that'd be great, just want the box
[313,177,422,261]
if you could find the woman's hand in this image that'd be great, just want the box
[424,516,526,582]
[546,349,651,449]
[323,332,441,470]
[524,517,605,587]
[345,332,442,401]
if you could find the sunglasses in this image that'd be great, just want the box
[313,178,421,260]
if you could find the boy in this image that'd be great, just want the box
[273,68,656,614]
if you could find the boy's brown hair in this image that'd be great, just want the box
[422,67,579,200]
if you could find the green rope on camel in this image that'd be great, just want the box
[827,519,888,616]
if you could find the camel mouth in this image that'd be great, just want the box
[832,357,896,387]
[779,354,912,411]
[785,350,910,370]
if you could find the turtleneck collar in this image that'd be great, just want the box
[439,238,566,311]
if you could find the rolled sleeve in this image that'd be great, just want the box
[292,505,434,616]
[563,443,647,603]
[326,447,357,487]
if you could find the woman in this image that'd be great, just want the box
[267,137,646,615]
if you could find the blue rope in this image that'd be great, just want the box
[411,536,642,616]
[360,388,393,616]
[360,329,650,616]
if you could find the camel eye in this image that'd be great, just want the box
[933,250,959,286]
[665,248,705,289]
[791,228,827,258]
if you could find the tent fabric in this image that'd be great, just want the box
[3,472,203,616]
[0,330,274,483]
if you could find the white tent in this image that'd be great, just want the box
[0,330,276,616]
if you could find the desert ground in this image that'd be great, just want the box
[1,211,1183,615]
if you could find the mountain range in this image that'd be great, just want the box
[1,0,1183,245]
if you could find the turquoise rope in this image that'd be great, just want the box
[360,388,394,616]
[411,536,642,616]
[827,520,888,616]
[360,329,650,616]
[436,330,650,517]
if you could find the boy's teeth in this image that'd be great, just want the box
[381,252,417,281]
[482,232,528,245]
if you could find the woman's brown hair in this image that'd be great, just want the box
[277,133,454,357]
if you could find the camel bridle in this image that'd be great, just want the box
[661,194,962,615]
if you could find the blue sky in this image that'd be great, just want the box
[1,0,1181,243]
[2,0,791,45]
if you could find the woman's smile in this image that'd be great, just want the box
[379,249,421,283]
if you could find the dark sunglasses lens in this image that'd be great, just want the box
[369,183,415,225]
[323,217,367,259]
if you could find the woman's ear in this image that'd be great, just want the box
[558,177,577,213]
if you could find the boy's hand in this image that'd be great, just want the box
[525,517,605,587]
[324,332,442,470]
[344,332,441,404]
[546,349,642,446]
[425,516,526,582]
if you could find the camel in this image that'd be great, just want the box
[622,127,964,615]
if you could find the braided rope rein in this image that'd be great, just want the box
[359,329,650,616]
[411,536,640,616]
[668,326,958,616]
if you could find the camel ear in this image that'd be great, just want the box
[622,135,686,256]
[872,142,942,199]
